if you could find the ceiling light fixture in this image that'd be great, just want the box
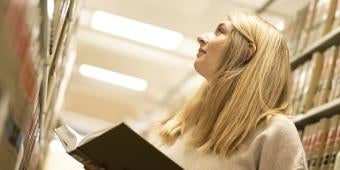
[90,10,183,50]
[79,64,148,92]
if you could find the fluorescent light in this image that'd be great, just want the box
[79,64,148,92]
[275,21,285,31]
[91,10,183,50]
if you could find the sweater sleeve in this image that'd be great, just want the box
[258,117,308,170]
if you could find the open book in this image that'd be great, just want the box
[55,123,183,170]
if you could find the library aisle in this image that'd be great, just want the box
[0,0,340,169]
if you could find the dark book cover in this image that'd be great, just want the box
[56,123,183,170]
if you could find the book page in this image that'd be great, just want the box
[78,125,114,146]
[55,125,83,152]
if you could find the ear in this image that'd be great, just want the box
[248,43,256,56]
[246,43,256,62]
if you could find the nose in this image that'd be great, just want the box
[197,34,208,46]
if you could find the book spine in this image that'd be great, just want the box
[320,115,339,170]
[314,118,330,170]
[299,0,318,52]
[328,47,339,101]
[329,116,340,170]
[322,0,337,34]
[334,151,340,170]
[307,123,318,167]
[292,67,302,115]
[332,0,340,30]
[69,148,104,169]
[69,149,92,164]
[302,125,312,154]
[310,0,326,46]
[319,46,338,105]
[335,47,340,99]
[314,50,328,107]
[309,120,326,170]
[286,5,309,57]
[297,61,310,114]
[302,52,324,112]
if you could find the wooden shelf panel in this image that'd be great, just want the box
[291,27,340,69]
[293,98,340,129]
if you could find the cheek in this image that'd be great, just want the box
[208,39,227,54]
[209,44,226,55]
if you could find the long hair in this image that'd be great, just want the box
[159,12,291,157]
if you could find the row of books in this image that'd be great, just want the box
[299,114,340,170]
[0,0,44,169]
[284,0,340,60]
[291,45,340,115]
[0,0,79,169]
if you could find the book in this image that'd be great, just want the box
[308,121,321,169]
[328,46,340,101]
[332,0,340,30]
[320,114,339,170]
[335,151,340,170]
[55,123,183,170]
[333,46,340,100]
[329,114,340,170]
[322,0,337,34]
[301,52,324,112]
[311,118,330,169]
[302,124,312,163]
[317,46,338,105]
[291,67,302,114]
[296,61,311,114]
[306,123,318,167]
[308,0,337,44]
[313,50,328,107]
[296,0,318,53]
[284,5,309,57]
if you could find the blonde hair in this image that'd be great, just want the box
[159,12,291,157]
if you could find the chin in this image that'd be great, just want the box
[194,60,200,74]
[194,62,208,80]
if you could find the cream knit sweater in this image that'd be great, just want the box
[149,115,308,170]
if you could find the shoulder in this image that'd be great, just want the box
[262,114,299,137]
[252,114,303,151]
[255,115,308,169]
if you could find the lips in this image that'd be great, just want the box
[197,48,206,58]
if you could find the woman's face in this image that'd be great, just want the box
[194,20,233,81]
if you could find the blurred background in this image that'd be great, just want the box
[62,0,307,135]
[4,0,340,169]
[56,3,305,169]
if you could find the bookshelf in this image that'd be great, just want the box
[0,0,80,169]
[288,2,340,129]
[289,26,340,129]
[291,27,340,70]
[293,98,340,129]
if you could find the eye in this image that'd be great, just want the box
[215,25,225,35]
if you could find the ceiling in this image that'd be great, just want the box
[60,0,309,134]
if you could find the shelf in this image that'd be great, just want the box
[291,27,340,70]
[293,98,340,129]
[0,0,80,169]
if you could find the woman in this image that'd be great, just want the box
[152,12,307,170]
[85,12,307,170]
